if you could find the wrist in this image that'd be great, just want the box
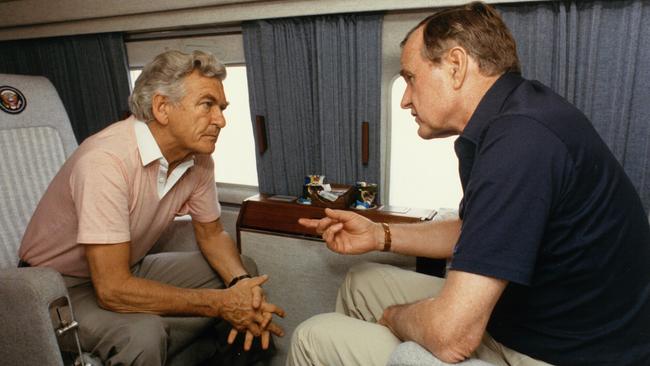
[203,288,224,318]
[374,222,384,251]
[374,222,392,252]
[227,273,252,288]
[380,222,392,252]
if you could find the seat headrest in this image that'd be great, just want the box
[0,73,78,155]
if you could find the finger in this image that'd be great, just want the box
[323,222,343,244]
[298,218,320,228]
[253,312,267,326]
[260,311,273,329]
[252,286,263,309]
[377,317,387,327]
[261,330,270,350]
[247,274,269,287]
[260,302,286,317]
[378,318,398,337]
[227,328,238,344]
[316,217,335,234]
[244,330,254,351]
[325,239,339,253]
[325,208,356,221]
[328,236,346,254]
[246,322,262,337]
[266,321,285,337]
[322,222,334,243]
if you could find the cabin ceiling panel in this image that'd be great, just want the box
[126,34,246,67]
[0,0,550,41]
[0,0,262,27]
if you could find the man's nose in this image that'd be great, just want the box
[400,86,412,110]
[213,109,226,128]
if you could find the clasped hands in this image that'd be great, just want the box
[222,208,385,350]
[222,274,285,351]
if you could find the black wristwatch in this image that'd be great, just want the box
[227,274,252,288]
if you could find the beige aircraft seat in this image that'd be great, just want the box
[0,74,219,366]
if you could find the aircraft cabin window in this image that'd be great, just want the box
[388,76,462,210]
[129,65,259,187]
[128,69,142,90]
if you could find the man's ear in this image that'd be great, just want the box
[151,94,170,125]
[446,47,468,90]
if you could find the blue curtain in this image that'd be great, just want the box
[0,33,131,143]
[498,0,650,213]
[243,14,383,196]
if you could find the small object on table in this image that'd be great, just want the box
[317,190,339,202]
[297,197,312,205]
[353,181,378,209]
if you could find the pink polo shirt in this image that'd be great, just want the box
[19,117,221,277]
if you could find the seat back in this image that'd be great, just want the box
[0,74,78,269]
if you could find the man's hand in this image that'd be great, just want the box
[298,208,383,254]
[378,271,508,363]
[220,275,285,350]
[378,301,418,340]
[227,320,284,351]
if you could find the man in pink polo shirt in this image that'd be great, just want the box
[19,50,284,365]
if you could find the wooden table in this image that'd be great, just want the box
[236,193,445,276]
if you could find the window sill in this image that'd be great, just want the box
[217,182,259,205]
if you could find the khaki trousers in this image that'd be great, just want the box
[287,262,553,366]
[64,251,256,366]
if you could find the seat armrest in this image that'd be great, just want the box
[0,267,69,366]
[0,267,68,303]
[387,341,495,366]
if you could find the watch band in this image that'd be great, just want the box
[381,222,391,252]
[227,273,252,288]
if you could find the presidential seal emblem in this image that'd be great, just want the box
[0,86,27,114]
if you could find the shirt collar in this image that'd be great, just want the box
[134,119,165,167]
[133,119,197,199]
[460,72,525,144]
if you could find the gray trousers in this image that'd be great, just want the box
[64,251,256,366]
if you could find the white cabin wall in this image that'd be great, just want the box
[380,11,435,203]
[0,0,549,41]
[126,34,246,68]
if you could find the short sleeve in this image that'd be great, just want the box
[69,150,131,244]
[450,116,569,285]
[183,155,221,223]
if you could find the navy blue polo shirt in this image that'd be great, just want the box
[450,72,650,365]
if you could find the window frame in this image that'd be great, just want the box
[127,64,260,205]
[386,74,462,210]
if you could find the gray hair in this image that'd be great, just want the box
[401,2,520,76]
[129,50,227,122]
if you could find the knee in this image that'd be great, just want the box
[131,316,168,349]
[105,316,168,366]
[339,262,386,301]
[291,313,341,351]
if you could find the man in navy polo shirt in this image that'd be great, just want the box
[288,2,650,366]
